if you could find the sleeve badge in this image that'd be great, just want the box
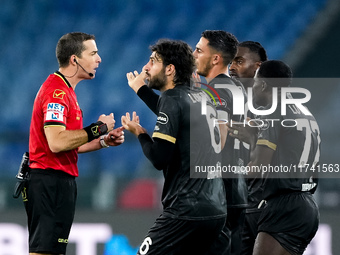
[53,89,66,99]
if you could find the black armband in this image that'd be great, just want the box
[84,121,108,142]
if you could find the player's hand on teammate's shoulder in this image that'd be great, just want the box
[227,117,258,146]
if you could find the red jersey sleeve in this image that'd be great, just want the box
[42,87,69,127]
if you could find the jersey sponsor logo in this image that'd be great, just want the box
[211,97,227,107]
[58,238,68,243]
[302,183,317,191]
[46,103,65,122]
[195,81,223,106]
[156,112,168,125]
[53,89,66,99]
[259,120,270,130]
[47,102,65,112]
[46,111,63,122]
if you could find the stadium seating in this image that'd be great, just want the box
[0,0,328,180]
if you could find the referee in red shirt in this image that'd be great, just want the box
[25,32,124,255]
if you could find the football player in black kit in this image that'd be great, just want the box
[128,30,249,255]
[229,41,268,255]
[193,30,249,255]
[248,60,320,255]
[121,39,227,254]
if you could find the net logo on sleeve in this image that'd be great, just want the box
[46,103,65,122]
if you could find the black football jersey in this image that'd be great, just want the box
[152,85,227,219]
[256,100,320,200]
[206,74,249,208]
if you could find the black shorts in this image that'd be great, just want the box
[240,208,262,255]
[227,207,245,255]
[207,222,231,255]
[137,214,226,255]
[209,207,246,255]
[24,169,77,254]
[257,192,319,255]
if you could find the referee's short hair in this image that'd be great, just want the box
[56,32,95,68]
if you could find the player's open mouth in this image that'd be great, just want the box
[229,72,238,78]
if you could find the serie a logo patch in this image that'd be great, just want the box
[53,89,66,99]
[46,103,65,122]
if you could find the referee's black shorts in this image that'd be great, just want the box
[257,192,319,255]
[137,214,226,255]
[23,168,77,254]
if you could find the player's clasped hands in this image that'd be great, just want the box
[105,126,125,147]
[97,113,126,147]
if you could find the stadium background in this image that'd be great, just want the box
[0,0,340,254]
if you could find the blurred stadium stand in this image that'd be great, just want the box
[1,0,339,212]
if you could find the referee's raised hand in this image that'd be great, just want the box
[97,113,115,132]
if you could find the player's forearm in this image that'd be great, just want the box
[137,85,159,115]
[138,134,175,170]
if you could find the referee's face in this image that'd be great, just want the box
[144,52,167,91]
[78,39,101,79]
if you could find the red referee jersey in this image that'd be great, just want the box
[29,72,83,177]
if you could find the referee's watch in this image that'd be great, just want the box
[100,135,109,148]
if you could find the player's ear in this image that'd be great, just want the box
[165,64,175,76]
[212,54,221,65]
[253,62,262,77]
[255,61,262,69]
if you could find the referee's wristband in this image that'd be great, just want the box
[100,135,109,148]
[84,121,108,142]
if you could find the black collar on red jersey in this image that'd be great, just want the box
[54,71,72,88]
